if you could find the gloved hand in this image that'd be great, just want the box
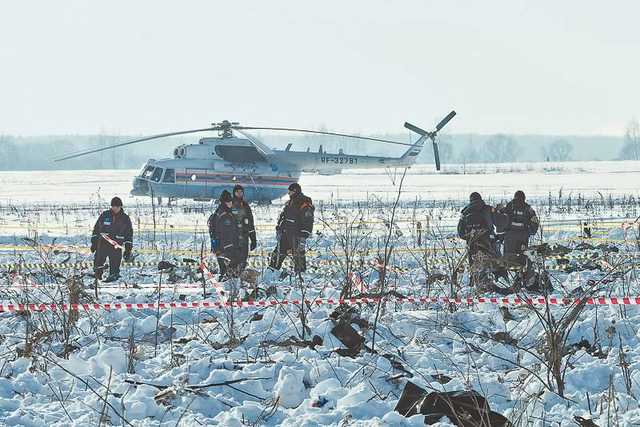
[250,238,257,251]
[211,239,219,252]
[90,240,97,253]
[123,242,133,262]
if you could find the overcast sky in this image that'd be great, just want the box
[1,0,638,137]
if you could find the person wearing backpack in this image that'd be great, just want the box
[457,192,498,257]
[457,192,500,288]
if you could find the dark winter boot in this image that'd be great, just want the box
[103,274,120,283]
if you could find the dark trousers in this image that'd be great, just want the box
[217,248,240,278]
[504,232,534,286]
[269,233,306,273]
[238,237,249,270]
[467,237,504,285]
[504,232,529,256]
[93,241,122,279]
[467,236,497,264]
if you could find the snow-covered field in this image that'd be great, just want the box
[0,161,639,426]
[2,160,640,204]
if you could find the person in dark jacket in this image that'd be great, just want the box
[213,190,241,279]
[207,201,225,252]
[499,190,539,256]
[207,196,226,276]
[231,184,257,270]
[268,182,314,275]
[457,192,498,258]
[457,192,500,287]
[91,196,133,282]
[207,199,228,277]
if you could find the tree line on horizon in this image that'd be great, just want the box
[0,125,637,170]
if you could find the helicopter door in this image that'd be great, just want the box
[185,168,208,198]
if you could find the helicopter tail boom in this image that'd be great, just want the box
[399,134,427,162]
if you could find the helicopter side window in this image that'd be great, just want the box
[142,166,155,179]
[151,168,163,182]
[162,169,175,183]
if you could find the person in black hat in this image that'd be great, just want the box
[91,196,133,282]
[210,190,241,279]
[499,190,539,256]
[268,182,314,277]
[231,184,257,270]
[457,192,500,287]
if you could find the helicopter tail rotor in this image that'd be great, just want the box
[404,110,456,171]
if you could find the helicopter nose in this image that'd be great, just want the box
[131,177,150,196]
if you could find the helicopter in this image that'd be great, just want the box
[55,111,456,203]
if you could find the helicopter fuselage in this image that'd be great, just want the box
[56,114,454,202]
[131,158,300,202]
[130,135,423,202]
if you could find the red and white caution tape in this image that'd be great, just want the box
[0,282,210,291]
[2,295,640,313]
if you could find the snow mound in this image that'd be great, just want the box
[274,366,306,408]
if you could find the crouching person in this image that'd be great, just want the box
[91,196,133,282]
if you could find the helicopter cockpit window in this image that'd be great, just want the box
[142,166,155,179]
[151,167,163,182]
[162,169,175,183]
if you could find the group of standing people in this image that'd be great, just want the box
[207,182,314,280]
[90,183,315,283]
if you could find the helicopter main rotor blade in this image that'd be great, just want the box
[435,110,456,132]
[403,122,428,136]
[235,126,415,147]
[54,127,221,161]
[432,141,441,171]
[232,129,275,157]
